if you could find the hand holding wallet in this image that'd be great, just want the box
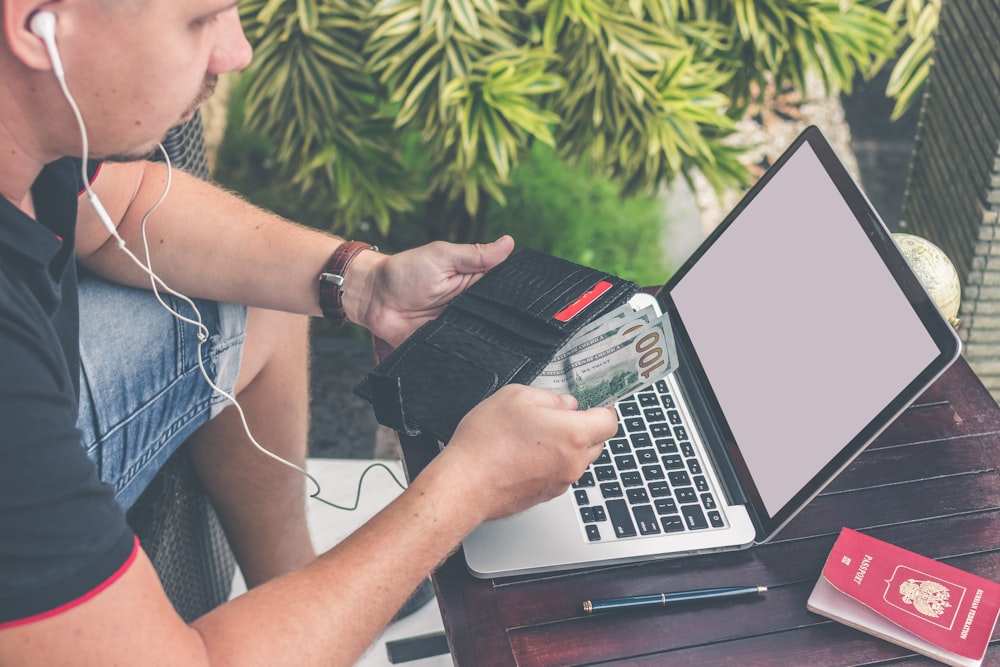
[354,248,638,442]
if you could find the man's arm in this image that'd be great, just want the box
[75,160,514,347]
[75,160,355,319]
[0,386,616,667]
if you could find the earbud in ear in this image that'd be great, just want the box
[29,10,57,40]
[28,11,64,78]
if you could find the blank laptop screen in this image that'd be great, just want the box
[669,141,940,517]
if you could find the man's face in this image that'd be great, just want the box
[55,0,252,161]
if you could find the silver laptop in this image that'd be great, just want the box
[462,126,962,578]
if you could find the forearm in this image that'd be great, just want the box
[75,161,381,317]
[193,454,480,666]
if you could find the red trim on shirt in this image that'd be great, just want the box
[76,162,102,197]
[0,534,140,630]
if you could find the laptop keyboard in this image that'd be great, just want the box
[572,379,727,542]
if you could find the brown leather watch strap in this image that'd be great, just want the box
[318,241,378,325]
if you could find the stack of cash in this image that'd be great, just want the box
[531,302,679,409]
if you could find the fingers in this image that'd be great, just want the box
[500,385,618,443]
[450,235,514,275]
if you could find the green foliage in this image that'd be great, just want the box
[234,0,931,241]
[483,143,670,286]
[874,0,940,120]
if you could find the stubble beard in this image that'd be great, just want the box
[99,75,219,164]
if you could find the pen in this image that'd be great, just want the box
[582,585,767,614]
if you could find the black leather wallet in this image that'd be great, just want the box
[354,248,638,442]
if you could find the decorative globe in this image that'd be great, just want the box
[892,233,961,329]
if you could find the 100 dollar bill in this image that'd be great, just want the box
[531,308,678,408]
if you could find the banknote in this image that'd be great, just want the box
[531,305,678,408]
[538,303,657,373]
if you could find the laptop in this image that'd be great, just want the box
[462,125,962,578]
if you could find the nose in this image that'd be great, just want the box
[208,8,253,74]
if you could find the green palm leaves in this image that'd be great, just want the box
[237,0,932,237]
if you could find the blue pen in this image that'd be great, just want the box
[582,585,766,614]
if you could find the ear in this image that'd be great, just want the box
[3,0,61,72]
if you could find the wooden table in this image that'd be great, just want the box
[397,356,1000,666]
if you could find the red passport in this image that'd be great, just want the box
[807,528,1000,666]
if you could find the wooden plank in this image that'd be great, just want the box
[489,512,1000,628]
[577,627,1000,666]
[506,552,1000,666]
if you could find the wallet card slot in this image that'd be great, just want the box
[444,297,566,352]
[425,321,532,387]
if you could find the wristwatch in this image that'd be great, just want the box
[318,241,378,325]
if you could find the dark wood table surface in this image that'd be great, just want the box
[397,356,1000,666]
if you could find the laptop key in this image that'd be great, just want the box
[667,409,683,425]
[648,481,670,497]
[595,449,612,465]
[595,465,616,481]
[662,454,684,469]
[650,424,672,438]
[624,417,645,432]
[654,498,678,514]
[606,500,637,538]
[573,471,595,488]
[629,432,652,448]
[708,511,725,528]
[585,524,602,542]
[661,515,685,532]
[636,449,657,465]
[687,459,703,474]
[668,470,691,486]
[618,401,640,417]
[614,455,637,470]
[701,493,717,509]
[609,440,630,455]
[680,442,695,457]
[600,482,623,498]
[675,487,698,503]
[643,407,666,423]
[620,471,643,487]
[682,504,709,530]
[693,475,709,492]
[632,505,661,535]
[593,506,607,521]
[660,393,675,409]
[626,488,649,504]
[574,490,589,506]
[579,507,595,522]
[655,438,677,454]
[642,465,665,481]
[638,391,659,407]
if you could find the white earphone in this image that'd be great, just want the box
[29,11,62,76]
[29,9,121,238]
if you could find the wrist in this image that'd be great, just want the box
[318,241,380,326]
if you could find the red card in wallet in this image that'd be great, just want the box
[807,528,1000,667]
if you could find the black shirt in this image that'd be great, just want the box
[0,158,135,627]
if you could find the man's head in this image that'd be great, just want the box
[2,0,252,165]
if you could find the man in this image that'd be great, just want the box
[0,1,618,665]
